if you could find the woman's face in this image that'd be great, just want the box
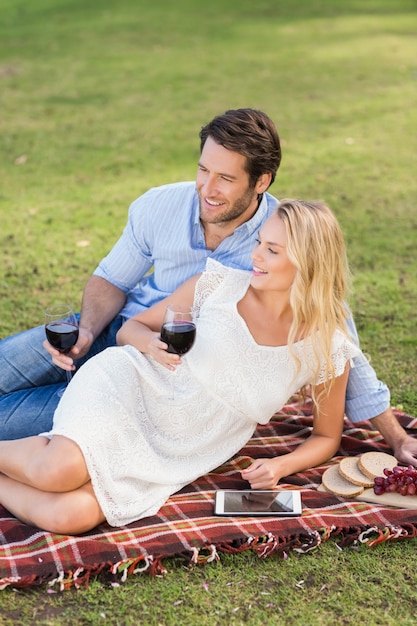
[250,214,297,293]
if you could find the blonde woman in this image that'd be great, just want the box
[0,200,359,534]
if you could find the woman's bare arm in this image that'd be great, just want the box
[242,364,350,489]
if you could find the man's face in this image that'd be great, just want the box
[196,136,260,226]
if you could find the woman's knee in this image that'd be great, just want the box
[42,506,93,535]
[27,437,89,492]
[44,490,104,534]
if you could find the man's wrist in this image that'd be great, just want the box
[371,408,407,452]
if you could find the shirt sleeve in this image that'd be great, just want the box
[93,192,156,293]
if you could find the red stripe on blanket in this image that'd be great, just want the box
[0,398,416,590]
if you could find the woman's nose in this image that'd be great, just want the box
[251,248,262,263]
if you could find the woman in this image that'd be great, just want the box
[0,200,359,534]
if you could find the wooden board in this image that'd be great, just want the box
[317,483,417,510]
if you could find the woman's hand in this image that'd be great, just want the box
[148,334,182,370]
[241,458,282,490]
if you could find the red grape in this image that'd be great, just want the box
[373,465,417,497]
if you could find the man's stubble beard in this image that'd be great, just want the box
[199,185,258,225]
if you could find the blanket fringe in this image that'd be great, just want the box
[357,523,417,547]
[188,544,220,566]
[111,555,168,581]
[2,523,416,591]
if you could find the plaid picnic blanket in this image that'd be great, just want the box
[1,397,417,591]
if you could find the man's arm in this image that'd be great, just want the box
[371,408,417,467]
[78,276,127,346]
[343,315,417,467]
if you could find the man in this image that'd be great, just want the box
[0,108,416,465]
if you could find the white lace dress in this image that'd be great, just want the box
[50,260,360,526]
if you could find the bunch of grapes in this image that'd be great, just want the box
[373,465,417,496]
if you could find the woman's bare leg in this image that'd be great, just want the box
[0,474,105,534]
[0,435,90,492]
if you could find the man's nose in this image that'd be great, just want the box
[201,175,218,197]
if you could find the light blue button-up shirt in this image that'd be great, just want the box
[94,181,279,320]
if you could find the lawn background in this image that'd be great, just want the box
[0,0,417,624]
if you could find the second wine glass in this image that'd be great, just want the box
[160,304,196,400]
[45,304,79,397]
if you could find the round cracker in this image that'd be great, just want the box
[339,456,375,487]
[321,464,364,497]
[357,451,398,480]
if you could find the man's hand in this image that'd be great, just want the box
[371,408,417,468]
[392,437,417,468]
[43,327,94,371]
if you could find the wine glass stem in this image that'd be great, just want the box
[169,370,176,401]
[57,370,73,399]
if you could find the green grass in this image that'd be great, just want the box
[1,542,417,625]
[1,0,417,623]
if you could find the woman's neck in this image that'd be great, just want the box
[237,286,294,347]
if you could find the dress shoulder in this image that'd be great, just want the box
[314,330,361,385]
[193,259,248,315]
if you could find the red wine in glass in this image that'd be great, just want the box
[45,304,79,396]
[161,305,196,400]
[160,321,196,355]
[45,321,79,354]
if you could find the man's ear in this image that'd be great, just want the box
[255,173,272,194]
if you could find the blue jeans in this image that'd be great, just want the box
[0,316,123,439]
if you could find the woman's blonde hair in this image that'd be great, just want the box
[277,199,351,405]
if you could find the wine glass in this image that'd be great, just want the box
[45,304,79,397]
[160,304,196,400]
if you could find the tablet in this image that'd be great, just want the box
[214,489,302,516]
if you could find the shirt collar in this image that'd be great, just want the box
[235,193,269,234]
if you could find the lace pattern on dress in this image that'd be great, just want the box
[315,339,358,385]
[193,259,232,317]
